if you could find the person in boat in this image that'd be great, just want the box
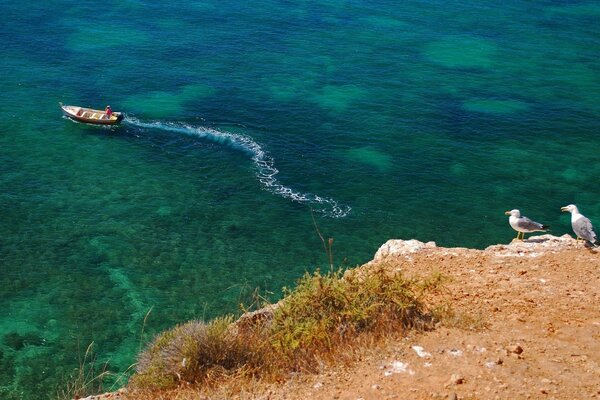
[105,105,113,118]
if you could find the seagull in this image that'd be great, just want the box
[504,209,549,240]
[561,204,598,247]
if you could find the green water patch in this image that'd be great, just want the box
[0,321,47,353]
[261,64,336,102]
[66,24,150,51]
[533,137,600,186]
[485,136,600,206]
[423,36,497,69]
[450,162,467,177]
[0,293,63,397]
[555,64,600,114]
[105,266,147,329]
[266,74,317,102]
[463,99,529,114]
[255,50,337,102]
[122,84,215,118]
[545,3,600,17]
[124,91,185,118]
[180,84,216,101]
[560,168,582,183]
[360,15,409,30]
[312,85,367,112]
[341,147,393,172]
[0,52,69,112]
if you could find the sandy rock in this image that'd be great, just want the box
[372,239,437,261]
[485,234,576,258]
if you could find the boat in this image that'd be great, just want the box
[60,103,124,125]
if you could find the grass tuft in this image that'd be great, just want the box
[56,342,112,400]
[128,265,444,394]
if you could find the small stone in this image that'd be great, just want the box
[313,382,323,389]
[372,384,381,390]
[412,345,432,358]
[445,374,465,387]
[541,378,552,385]
[540,388,548,394]
[448,392,458,400]
[449,349,463,357]
[507,344,523,355]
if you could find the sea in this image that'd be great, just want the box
[1,1,599,398]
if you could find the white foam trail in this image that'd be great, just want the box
[125,117,351,218]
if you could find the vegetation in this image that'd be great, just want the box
[56,342,116,400]
[126,265,446,396]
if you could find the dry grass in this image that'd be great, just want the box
[123,265,446,399]
[431,302,489,331]
[56,342,126,400]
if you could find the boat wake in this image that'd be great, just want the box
[125,117,351,218]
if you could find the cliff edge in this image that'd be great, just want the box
[264,234,600,400]
[82,234,600,400]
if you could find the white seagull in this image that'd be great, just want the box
[561,204,598,247]
[504,209,549,240]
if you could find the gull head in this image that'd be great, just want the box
[505,209,521,217]
[561,204,578,214]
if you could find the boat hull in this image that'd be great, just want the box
[60,104,123,125]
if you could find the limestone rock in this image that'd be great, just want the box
[485,234,576,258]
[372,239,437,262]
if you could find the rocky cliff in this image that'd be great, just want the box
[80,234,600,400]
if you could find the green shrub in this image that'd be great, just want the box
[268,266,437,370]
[131,316,257,389]
[130,266,443,391]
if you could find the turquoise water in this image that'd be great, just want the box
[1,1,599,397]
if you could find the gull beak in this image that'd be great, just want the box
[504,211,511,215]
[560,206,568,212]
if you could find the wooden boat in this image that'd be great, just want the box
[60,103,124,125]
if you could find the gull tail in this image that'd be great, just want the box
[542,225,550,231]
